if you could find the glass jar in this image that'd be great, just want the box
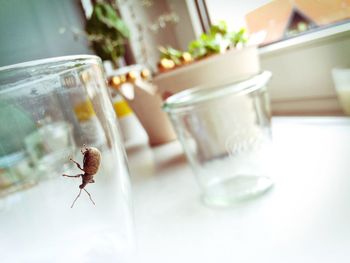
[0,56,134,262]
[163,71,273,207]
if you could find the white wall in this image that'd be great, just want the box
[118,0,180,71]
[166,0,201,50]
[118,0,200,71]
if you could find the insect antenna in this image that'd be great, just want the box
[71,189,82,208]
[83,188,96,205]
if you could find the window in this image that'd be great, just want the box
[205,0,271,30]
[203,0,350,115]
[205,0,350,46]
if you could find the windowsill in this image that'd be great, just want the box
[130,116,350,261]
[259,21,350,55]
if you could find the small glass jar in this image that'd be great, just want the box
[163,71,274,207]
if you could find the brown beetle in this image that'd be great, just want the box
[63,144,101,208]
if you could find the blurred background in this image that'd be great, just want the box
[1,0,350,118]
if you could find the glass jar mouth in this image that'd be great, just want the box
[163,71,272,113]
[0,55,101,92]
[0,55,100,72]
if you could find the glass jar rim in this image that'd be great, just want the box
[0,54,100,72]
[0,55,101,92]
[163,71,272,113]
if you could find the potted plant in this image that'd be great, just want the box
[85,2,129,68]
[153,21,261,100]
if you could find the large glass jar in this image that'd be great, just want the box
[0,56,134,262]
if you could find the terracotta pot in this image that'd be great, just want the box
[125,86,176,146]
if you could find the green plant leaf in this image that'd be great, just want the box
[209,20,228,36]
[166,21,248,62]
[159,46,183,65]
[85,3,129,64]
[230,28,248,46]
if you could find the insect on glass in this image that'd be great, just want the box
[63,144,101,208]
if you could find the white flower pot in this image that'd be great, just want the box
[153,46,260,99]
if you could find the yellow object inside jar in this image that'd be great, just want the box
[74,99,96,122]
[113,100,132,118]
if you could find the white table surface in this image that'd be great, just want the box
[127,117,350,262]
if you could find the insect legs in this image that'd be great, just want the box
[62,174,83,178]
[69,158,84,171]
[70,188,96,208]
[71,189,82,208]
[83,188,96,206]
